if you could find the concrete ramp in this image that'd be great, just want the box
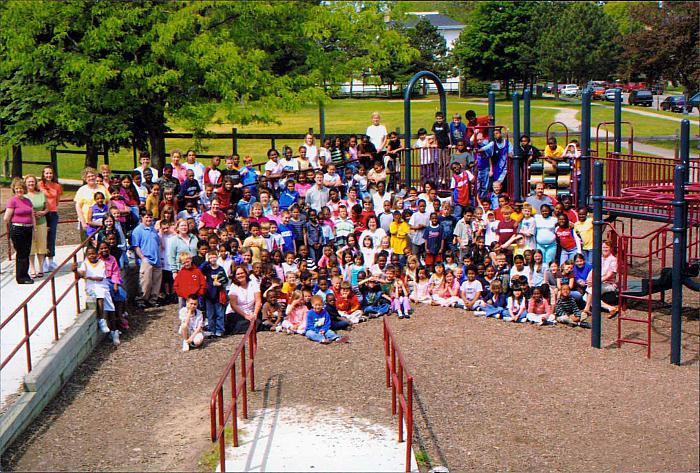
[1,244,85,408]
[222,406,419,472]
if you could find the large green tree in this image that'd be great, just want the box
[537,2,621,85]
[451,1,539,95]
[0,0,416,168]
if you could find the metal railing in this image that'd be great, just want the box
[0,236,92,374]
[383,317,414,473]
[209,322,258,473]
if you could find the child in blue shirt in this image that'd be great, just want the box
[279,179,300,210]
[305,295,341,344]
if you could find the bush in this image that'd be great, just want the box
[462,78,492,96]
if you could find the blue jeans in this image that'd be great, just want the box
[46,211,59,258]
[483,305,509,318]
[331,319,351,331]
[206,299,225,335]
[364,303,390,316]
[560,247,578,265]
[476,167,491,200]
[305,329,338,343]
[537,242,557,265]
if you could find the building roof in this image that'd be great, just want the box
[405,12,464,30]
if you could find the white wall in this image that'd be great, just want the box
[441,29,462,50]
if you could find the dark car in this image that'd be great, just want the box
[660,95,686,112]
[628,89,653,106]
[687,92,700,113]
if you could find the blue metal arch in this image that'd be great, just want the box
[403,71,447,184]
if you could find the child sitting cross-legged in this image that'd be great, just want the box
[505,284,528,323]
[335,280,366,323]
[305,295,349,344]
[555,284,591,328]
[324,292,353,332]
[262,285,283,332]
[178,294,205,352]
[359,274,391,318]
[479,279,508,319]
[526,287,555,326]
[280,290,307,334]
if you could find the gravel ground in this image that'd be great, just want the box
[2,298,697,472]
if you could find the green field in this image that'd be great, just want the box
[2,95,693,181]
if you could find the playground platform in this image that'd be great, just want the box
[0,244,85,409]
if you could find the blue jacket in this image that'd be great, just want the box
[306,309,331,333]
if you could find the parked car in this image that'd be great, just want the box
[592,86,606,100]
[687,92,700,113]
[649,83,664,95]
[560,84,580,97]
[660,95,687,112]
[628,89,653,106]
[604,88,622,102]
[622,82,647,92]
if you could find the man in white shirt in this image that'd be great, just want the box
[305,171,329,213]
[183,150,206,189]
[133,151,160,182]
[366,112,388,153]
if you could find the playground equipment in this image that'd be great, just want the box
[590,120,699,365]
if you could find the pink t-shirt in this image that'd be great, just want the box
[6,196,34,224]
[200,210,226,229]
[602,254,618,285]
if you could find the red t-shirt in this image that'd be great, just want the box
[496,219,517,245]
[556,226,577,251]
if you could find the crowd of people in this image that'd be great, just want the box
[3,110,620,350]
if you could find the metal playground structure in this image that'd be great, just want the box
[399,72,699,365]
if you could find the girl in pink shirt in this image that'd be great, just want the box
[526,287,555,325]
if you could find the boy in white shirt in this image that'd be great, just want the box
[179,294,204,351]
[460,266,483,313]
[408,199,430,260]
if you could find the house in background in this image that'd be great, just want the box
[404,12,465,50]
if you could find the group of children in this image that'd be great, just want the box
[74,111,607,350]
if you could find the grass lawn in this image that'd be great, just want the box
[637,138,700,152]
[2,95,688,181]
[579,105,700,137]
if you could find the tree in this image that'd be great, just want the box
[407,18,450,79]
[537,2,621,85]
[0,1,416,168]
[376,16,447,92]
[451,1,539,95]
[623,1,699,94]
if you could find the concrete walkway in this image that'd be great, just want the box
[552,109,680,158]
[0,244,85,408]
[222,406,419,472]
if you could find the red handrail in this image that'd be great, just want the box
[0,235,94,373]
[383,317,414,473]
[209,322,257,473]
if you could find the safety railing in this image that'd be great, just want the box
[0,235,93,374]
[1,198,79,261]
[383,317,414,473]
[210,322,258,473]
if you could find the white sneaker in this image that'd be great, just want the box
[182,340,190,352]
[111,330,121,346]
[473,310,486,317]
[503,316,513,322]
[98,318,110,334]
